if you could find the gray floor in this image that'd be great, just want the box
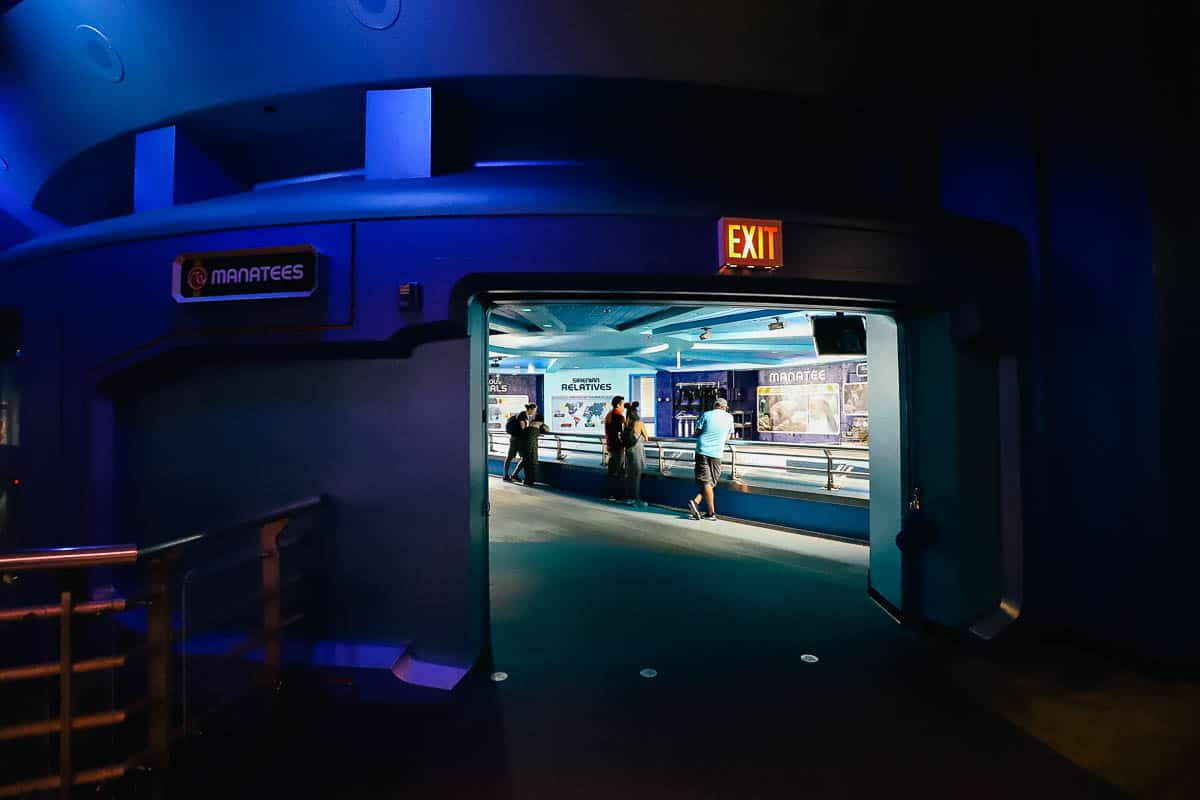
[483,480,1121,798]
[214,479,1126,799]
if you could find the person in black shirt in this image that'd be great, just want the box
[521,413,550,486]
[503,403,536,482]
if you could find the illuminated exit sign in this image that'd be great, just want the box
[718,217,783,272]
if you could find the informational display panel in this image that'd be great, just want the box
[757,383,842,435]
[488,395,529,432]
[843,379,869,442]
[550,395,610,433]
[755,360,867,444]
[547,370,633,434]
[487,374,539,432]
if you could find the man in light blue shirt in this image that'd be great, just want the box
[688,397,734,520]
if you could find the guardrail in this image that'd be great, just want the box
[0,496,327,799]
[487,430,869,492]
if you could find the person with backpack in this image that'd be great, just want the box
[503,403,536,482]
[622,405,650,507]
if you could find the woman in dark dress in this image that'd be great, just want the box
[623,406,649,507]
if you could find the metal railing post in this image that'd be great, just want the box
[260,518,289,691]
[657,441,665,474]
[824,448,837,491]
[145,556,173,778]
[556,434,565,462]
[729,445,739,482]
[58,589,73,800]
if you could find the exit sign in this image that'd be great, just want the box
[718,217,783,272]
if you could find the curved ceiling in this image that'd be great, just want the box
[0,0,1028,215]
[488,305,852,372]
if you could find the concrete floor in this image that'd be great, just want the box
[210,479,1134,799]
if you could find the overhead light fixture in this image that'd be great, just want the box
[768,316,785,331]
[542,323,553,328]
[521,307,533,312]
[699,327,712,341]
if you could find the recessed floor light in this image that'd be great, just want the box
[521,307,533,312]
[542,324,553,328]
[801,654,819,664]
[639,668,658,678]
[490,671,509,682]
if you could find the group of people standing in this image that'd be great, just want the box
[502,393,735,522]
[602,393,734,520]
[603,395,650,507]
[501,403,549,486]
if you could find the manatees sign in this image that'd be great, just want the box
[172,245,318,303]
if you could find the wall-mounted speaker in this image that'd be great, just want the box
[812,313,866,356]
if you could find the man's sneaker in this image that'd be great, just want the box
[502,476,513,483]
[703,514,718,521]
[687,500,702,520]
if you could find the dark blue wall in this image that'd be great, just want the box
[0,196,1029,674]
[113,352,474,660]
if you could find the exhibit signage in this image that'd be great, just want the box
[488,373,540,432]
[756,359,868,444]
[557,376,613,392]
[548,369,632,434]
[172,245,318,303]
[718,217,783,272]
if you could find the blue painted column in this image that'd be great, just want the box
[365,88,433,180]
[134,126,242,212]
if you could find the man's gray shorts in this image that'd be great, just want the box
[694,453,721,487]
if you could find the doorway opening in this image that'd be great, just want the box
[484,302,889,536]
[479,298,906,680]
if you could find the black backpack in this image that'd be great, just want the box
[621,425,640,449]
[505,415,522,436]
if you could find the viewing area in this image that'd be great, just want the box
[486,304,873,539]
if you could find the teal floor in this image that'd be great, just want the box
[208,480,1125,799]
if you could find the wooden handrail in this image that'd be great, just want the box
[0,764,130,799]
[139,494,326,559]
[0,544,137,572]
[0,706,137,741]
[0,597,128,624]
[0,496,326,569]
[0,492,329,799]
[0,655,127,683]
